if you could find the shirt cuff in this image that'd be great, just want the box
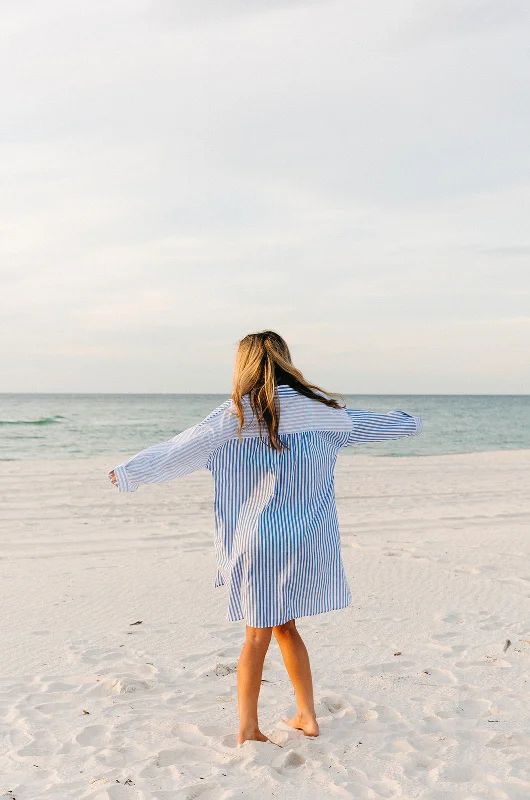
[111,463,133,492]
[388,409,423,436]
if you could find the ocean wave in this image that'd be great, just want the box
[0,415,64,426]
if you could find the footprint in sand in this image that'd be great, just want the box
[213,662,238,676]
[153,747,196,767]
[432,631,460,642]
[384,736,417,755]
[403,753,443,778]
[369,778,404,798]
[214,643,241,658]
[454,564,481,574]
[34,701,74,715]
[372,705,403,723]
[442,612,465,625]
[486,731,530,752]
[319,694,351,715]
[180,652,209,666]
[441,644,468,658]
[433,698,496,730]
[76,724,111,747]
[93,746,129,767]
[46,680,78,692]
[220,733,238,748]
[171,723,209,746]
[455,698,494,719]
[419,668,457,685]
[360,660,415,675]
[273,748,306,773]
[199,623,243,645]
[103,677,153,695]
[478,613,503,631]
[439,762,484,783]
[455,656,512,669]
[80,647,128,666]
[17,730,58,757]
[509,755,530,778]
[171,782,221,800]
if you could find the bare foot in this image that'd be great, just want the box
[282,712,320,737]
[238,728,281,746]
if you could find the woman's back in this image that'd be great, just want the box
[110,383,422,627]
[205,384,422,626]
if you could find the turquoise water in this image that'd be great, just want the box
[0,393,529,460]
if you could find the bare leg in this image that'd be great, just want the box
[237,625,273,745]
[273,619,319,736]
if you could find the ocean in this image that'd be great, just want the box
[0,393,529,461]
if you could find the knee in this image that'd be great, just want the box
[273,619,297,638]
[245,626,272,649]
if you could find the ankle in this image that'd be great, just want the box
[238,724,264,743]
[239,723,260,736]
[296,708,316,721]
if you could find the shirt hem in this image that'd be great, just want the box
[226,597,352,628]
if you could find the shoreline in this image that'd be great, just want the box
[1,446,530,464]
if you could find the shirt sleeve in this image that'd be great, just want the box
[109,420,213,493]
[343,408,423,446]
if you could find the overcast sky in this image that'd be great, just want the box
[1,0,529,393]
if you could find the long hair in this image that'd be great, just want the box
[231,330,345,453]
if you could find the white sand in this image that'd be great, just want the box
[1,450,529,800]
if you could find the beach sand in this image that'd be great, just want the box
[1,450,529,799]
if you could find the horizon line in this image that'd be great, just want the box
[1,392,529,397]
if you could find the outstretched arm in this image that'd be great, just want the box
[108,421,213,492]
[344,408,423,446]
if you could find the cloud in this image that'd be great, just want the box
[148,0,332,25]
[478,246,530,257]
[0,0,529,392]
[394,0,530,45]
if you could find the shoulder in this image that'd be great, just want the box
[278,390,351,434]
[199,399,239,441]
[201,398,234,425]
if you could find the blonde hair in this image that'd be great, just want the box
[231,330,345,452]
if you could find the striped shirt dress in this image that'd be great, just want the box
[110,385,423,628]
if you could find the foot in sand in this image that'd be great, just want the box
[282,712,320,736]
[238,728,279,745]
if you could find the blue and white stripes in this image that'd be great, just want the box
[110,385,423,627]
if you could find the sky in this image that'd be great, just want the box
[1,0,529,394]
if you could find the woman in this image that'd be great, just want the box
[109,330,423,745]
